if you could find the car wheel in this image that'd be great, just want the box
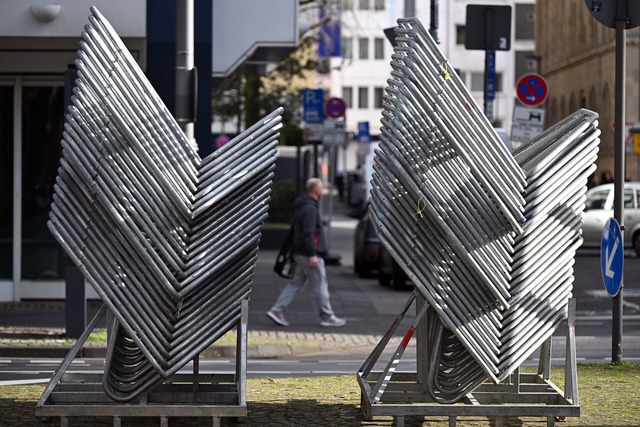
[634,233,640,257]
[391,262,408,290]
[378,271,391,287]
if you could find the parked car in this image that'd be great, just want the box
[581,182,640,256]
[353,208,380,278]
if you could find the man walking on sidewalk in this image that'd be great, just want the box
[267,178,346,327]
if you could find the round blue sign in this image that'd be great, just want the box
[516,73,549,107]
[325,97,346,119]
[600,217,623,297]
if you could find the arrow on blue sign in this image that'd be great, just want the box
[601,217,623,297]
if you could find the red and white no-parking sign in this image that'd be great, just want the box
[516,73,549,107]
[325,97,347,119]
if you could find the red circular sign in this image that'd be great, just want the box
[325,97,347,119]
[516,73,549,107]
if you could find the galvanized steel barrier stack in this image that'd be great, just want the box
[47,7,282,401]
[367,18,600,403]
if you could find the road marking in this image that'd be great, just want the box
[0,378,49,386]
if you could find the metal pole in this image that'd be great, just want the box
[429,0,439,44]
[483,7,494,122]
[612,0,626,364]
[176,0,197,151]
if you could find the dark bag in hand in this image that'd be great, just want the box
[273,225,295,279]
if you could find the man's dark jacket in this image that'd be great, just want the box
[291,193,328,257]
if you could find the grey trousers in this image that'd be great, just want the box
[270,254,335,321]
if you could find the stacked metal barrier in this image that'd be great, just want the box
[48,7,282,401]
[370,18,600,403]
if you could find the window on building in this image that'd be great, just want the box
[515,51,536,83]
[342,37,353,59]
[404,0,415,17]
[374,0,385,11]
[343,86,353,108]
[470,72,503,92]
[470,73,484,92]
[456,25,465,45]
[358,87,369,109]
[359,37,369,60]
[515,4,535,40]
[374,87,384,108]
[374,38,385,60]
[359,0,369,10]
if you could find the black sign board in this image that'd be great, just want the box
[465,5,512,51]
[585,0,640,29]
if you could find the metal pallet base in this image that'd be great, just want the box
[357,292,579,427]
[36,300,249,427]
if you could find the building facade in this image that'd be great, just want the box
[0,0,296,301]
[536,0,640,181]
[322,0,537,139]
[0,1,148,301]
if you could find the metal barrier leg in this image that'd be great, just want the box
[449,416,457,427]
[213,417,221,427]
[61,416,69,427]
[565,298,578,405]
[370,299,429,404]
[113,415,121,427]
[396,415,405,427]
[160,416,168,427]
[547,416,555,427]
[37,304,108,409]
[538,336,552,380]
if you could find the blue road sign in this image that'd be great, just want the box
[516,73,549,107]
[486,50,496,100]
[303,89,325,123]
[357,121,370,143]
[325,97,346,119]
[601,217,624,297]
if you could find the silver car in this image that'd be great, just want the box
[581,182,640,256]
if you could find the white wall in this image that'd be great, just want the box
[328,0,535,137]
[0,0,146,37]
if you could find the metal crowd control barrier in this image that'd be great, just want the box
[358,18,599,426]
[37,7,282,425]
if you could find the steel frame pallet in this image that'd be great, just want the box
[36,299,249,427]
[357,292,579,427]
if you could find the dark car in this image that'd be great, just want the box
[353,210,380,278]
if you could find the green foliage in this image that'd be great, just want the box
[269,180,297,224]
[278,124,305,147]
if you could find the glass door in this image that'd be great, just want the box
[0,85,13,283]
[21,83,65,282]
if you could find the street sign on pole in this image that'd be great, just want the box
[601,217,624,297]
[584,0,640,29]
[303,88,325,123]
[516,73,549,107]
[465,5,512,51]
[486,50,496,101]
[325,97,347,119]
[357,121,371,144]
[584,0,639,364]
[322,119,346,145]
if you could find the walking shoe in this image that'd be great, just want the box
[267,310,289,326]
[320,316,346,327]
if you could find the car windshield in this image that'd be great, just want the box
[584,190,608,211]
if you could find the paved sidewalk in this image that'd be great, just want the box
[0,195,416,359]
